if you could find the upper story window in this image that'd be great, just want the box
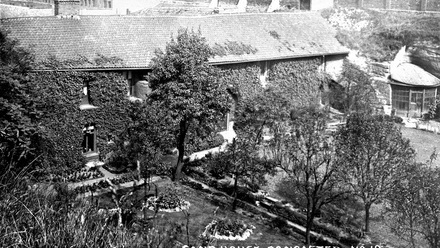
[80,80,98,110]
[260,61,268,87]
[124,71,151,101]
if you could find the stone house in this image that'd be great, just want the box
[1,11,348,162]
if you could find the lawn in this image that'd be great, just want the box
[400,126,440,167]
[94,179,304,247]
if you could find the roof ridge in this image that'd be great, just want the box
[1,11,318,21]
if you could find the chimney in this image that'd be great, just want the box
[237,0,247,12]
[209,0,218,8]
[267,0,280,12]
[54,0,80,16]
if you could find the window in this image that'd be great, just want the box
[423,88,437,112]
[80,80,98,110]
[124,71,150,100]
[392,85,438,117]
[82,123,96,153]
[260,61,268,87]
[391,85,410,116]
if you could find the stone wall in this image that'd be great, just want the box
[335,0,440,11]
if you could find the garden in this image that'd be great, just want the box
[3,23,440,248]
[89,178,305,247]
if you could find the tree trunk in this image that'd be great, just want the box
[409,216,416,248]
[305,218,313,246]
[364,203,371,234]
[172,150,184,181]
[305,200,313,246]
[232,171,239,211]
[172,119,187,181]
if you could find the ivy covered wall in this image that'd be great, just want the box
[29,70,132,170]
[268,57,325,108]
[27,56,330,169]
[218,62,262,122]
[218,57,327,124]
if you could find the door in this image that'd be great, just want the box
[410,91,423,117]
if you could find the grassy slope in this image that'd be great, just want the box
[400,126,440,166]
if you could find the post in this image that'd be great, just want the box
[209,0,218,8]
[384,0,390,9]
[421,0,428,11]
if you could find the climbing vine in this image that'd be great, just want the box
[218,63,262,124]
[218,58,327,129]
[268,57,326,108]
[29,70,131,171]
[212,41,258,57]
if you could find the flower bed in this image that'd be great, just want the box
[74,180,110,194]
[144,190,190,212]
[52,168,104,183]
[201,218,255,241]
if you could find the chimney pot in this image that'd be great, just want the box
[237,0,247,12]
[267,0,280,12]
[54,0,80,16]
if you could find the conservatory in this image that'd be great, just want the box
[390,62,440,118]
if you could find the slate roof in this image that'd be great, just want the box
[390,63,440,87]
[1,12,348,70]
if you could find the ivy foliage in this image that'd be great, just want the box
[218,63,262,128]
[36,54,125,70]
[29,69,132,172]
[212,41,258,57]
[219,58,327,132]
[268,58,325,108]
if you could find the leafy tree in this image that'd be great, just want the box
[208,127,276,211]
[385,162,426,248]
[234,87,292,135]
[386,152,440,248]
[330,60,377,114]
[273,108,346,246]
[109,101,173,176]
[148,28,230,181]
[0,29,43,189]
[335,114,415,233]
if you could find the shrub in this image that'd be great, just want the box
[372,114,403,124]
[271,217,289,229]
[428,96,440,120]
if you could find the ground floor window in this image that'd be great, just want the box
[391,85,438,117]
[82,123,96,153]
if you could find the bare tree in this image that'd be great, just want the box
[208,127,276,211]
[274,108,346,246]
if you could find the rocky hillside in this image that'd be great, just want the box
[322,7,440,62]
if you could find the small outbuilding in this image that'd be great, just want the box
[389,47,440,118]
